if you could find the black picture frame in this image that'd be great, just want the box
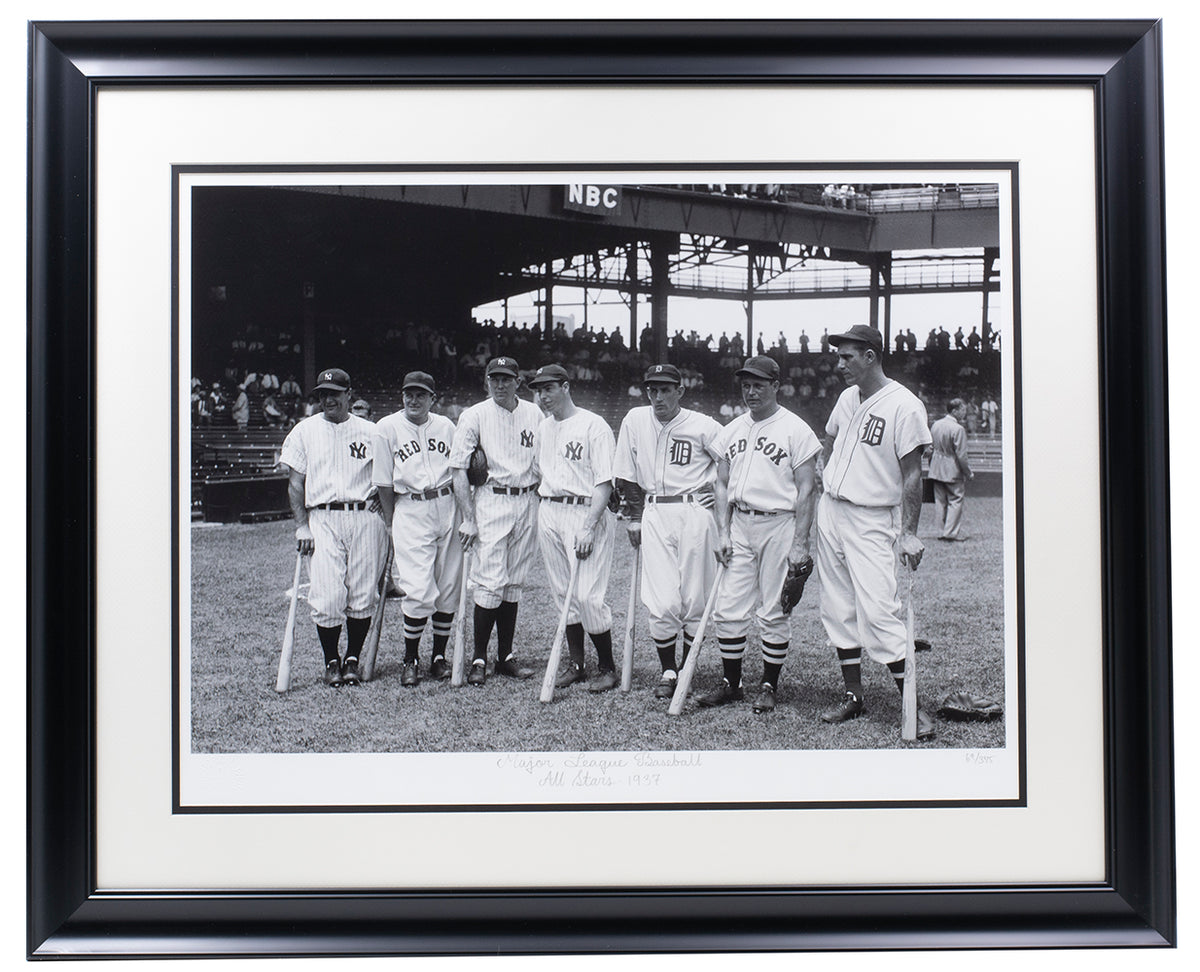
[28,19,1172,955]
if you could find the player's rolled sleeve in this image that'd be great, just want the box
[894,400,933,458]
[370,429,394,488]
[447,410,480,468]
[590,422,616,486]
[278,429,307,476]
[612,419,637,483]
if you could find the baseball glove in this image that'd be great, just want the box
[466,445,489,487]
[614,478,644,520]
[779,555,814,614]
[936,692,1003,722]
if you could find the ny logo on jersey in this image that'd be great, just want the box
[859,414,886,446]
[349,441,368,460]
[564,441,583,461]
[668,438,693,466]
[521,430,534,448]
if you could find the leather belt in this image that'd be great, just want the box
[545,495,590,506]
[735,505,785,517]
[405,485,453,502]
[311,501,369,511]
[491,484,538,495]
[646,493,712,506]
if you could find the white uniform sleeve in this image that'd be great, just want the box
[278,424,307,475]
[612,414,637,482]
[701,414,725,462]
[590,416,616,486]
[790,420,822,469]
[894,396,933,458]
[448,407,480,468]
[371,424,394,489]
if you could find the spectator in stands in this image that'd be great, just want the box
[719,400,735,421]
[906,329,917,351]
[799,330,810,354]
[895,331,906,352]
[967,327,982,353]
[730,332,744,357]
[981,395,999,437]
[209,383,229,425]
[757,335,765,356]
[820,329,830,354]
[938,327,951,351]
[954,327,966,350]
[964,398,980,434]
[351,399,373,421]
[928,399,974,542]
[232,384,250,431]
[640,325,653,354]
[192,386,211,426]
[926,328,938,351]
[263,393,286,428]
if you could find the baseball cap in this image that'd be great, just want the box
[643,363,682,385]
[828,325,884,353]
[313,367,351,392]
[735,355,781,381]
[401,371,437,394]
[528,363,571,387]
[485,356,520,378]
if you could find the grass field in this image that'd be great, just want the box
[190,497,1006,754]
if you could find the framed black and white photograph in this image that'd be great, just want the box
[26,17,1175,958]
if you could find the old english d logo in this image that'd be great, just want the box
[349,441,367,459]
[669,438,693,465]
[860,415,886,446]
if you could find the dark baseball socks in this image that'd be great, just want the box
[473,601,519,664]
[836,647,865,699]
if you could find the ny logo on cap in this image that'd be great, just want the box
[323,372,333,381]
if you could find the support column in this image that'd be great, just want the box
[746,247,755,355]
[868,257,881,331]
[628,242,639,350]
[650,238,671,363]
[302,281,316,389]
[881,255,893,352]
[981,246,999,347]
[543,262,554,341]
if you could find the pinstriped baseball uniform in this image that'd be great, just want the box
[713,407,821,643]
[818,380,932,664]
[536,408,616,634]
[612,406,723,642]
[448,397,541,609]
[371,411,462,620]
[280,413,388,627]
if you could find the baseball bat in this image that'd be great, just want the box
[275,550,304,693]
[621,547,641,692]
[360,542,393,681]
[668,563,727,716]
[450,549,472,687]
[902,568,918,741]
[539,555,581,704]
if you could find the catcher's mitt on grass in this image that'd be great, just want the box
[937,691,1003,722]
[780,555,813,614]
[466,445,489,487]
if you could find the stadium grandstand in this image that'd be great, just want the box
[190,181,1005,522]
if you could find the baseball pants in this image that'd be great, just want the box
[307,508,389,627]
[641,502,718,642]
[391,492,463,619]
[537,500,614,634]
[470,489,538,609]
[932,478,966,540]
[816,493,907,665]
[712,509,793,644]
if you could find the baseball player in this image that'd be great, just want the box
[703,355,821,714]
[816,325,935,739]
[372,372,462,685]
[928,398,974,542]
[527,364,620,691]
[613,363,726,699]
[449,357,542,685]
[280,367,389,687]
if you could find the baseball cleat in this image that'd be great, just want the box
[587,670,619,693]
[467,660,487,686]
[752,682,777,713]
[820,691,864,723]
[324,660,344,688]
[429,656,451,680]
[555,663,586,689]
[494,658,535,680]
[401,661,420,687]
[917,708,936,740]
[341,658,361,686]
[654,673,678,699]
[697,679,744,707]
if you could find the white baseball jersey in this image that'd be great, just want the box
[279,413,379,506]
[612,406,723,496]
[371,411,457,493]
[718,407,821,513]
[822,381,932,506]
[449,397,541,487]
[536,408,615,498]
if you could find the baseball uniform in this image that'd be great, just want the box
[713,407,821,653]
[536,407,617,635]
[818,379,932,665]
[928,412,971,540]
[613,404,723,669]
[280,407,388,683]
[372,408,463,666]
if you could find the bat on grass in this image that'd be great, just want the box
[902,569,918,741]
[539,555,581,704]
[450,550,472,687]
[360,542,393,681]
[275,550,305,693]
[668,563,726,716]
[621,547,641,692]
